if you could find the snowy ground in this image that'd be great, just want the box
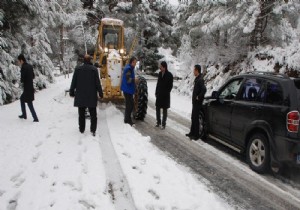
[0,75,232,210]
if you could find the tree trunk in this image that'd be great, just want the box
[250,0,275,50]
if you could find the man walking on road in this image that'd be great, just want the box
[155,61,173,129]
[121,57,137,126]
[186,64,206,140]
[18,54,39,122]
[70,54,103,136]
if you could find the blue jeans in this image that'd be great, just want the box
[20,99,38,120]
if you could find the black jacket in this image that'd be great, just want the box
[70,62,103,107]
[20,62,35,102]
[192,75,206,105]
[155,70,173,109]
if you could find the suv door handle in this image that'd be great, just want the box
[251,106,261,111]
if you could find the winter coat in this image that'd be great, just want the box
[20,62,35,102]
[70,62,103,108]
[192,75,206,105]
[155,70,173,109]
[121,64,135,95]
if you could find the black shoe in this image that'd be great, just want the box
[19,115,27,119]
[79,129,84,133]
[191,136,200,140]
[92,132,96,136]
[33,119,39,122]
[161,125,165,130]
[185,133,192,137]
[155,123,160,127]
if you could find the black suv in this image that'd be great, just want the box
[201,72,300,173]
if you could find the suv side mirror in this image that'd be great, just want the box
[212,91,219,99]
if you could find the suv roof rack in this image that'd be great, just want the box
[247,71,289,79]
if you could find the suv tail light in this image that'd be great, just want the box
[287,111,300,132]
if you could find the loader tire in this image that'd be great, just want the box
[135,76,148,121]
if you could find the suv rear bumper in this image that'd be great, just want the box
[274,136,300,166]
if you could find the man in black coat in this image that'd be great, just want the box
[18,54,39,122]
[186,64,207,140]
[155,61,173,129]
[70,54,103,136]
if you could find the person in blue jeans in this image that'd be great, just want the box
[121,57,137,126]
[18,54,39,122]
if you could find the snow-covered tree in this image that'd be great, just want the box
[174,0,300,95]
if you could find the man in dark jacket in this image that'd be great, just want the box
[70,54,103,136]
[121,57,137,126]
[18,54,39,122]
[186,64,207,140]
[155,61,173,129]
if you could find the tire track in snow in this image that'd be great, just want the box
[98,105,137,210]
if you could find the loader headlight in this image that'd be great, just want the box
[120,49,124,54]
[104,47,108,53]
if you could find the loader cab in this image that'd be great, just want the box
[93,18,127,100]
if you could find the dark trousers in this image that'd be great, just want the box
[124,93,134,124]
[156,107,168,126]
[190,104,200,136]
[20,98,38,120]
[78,107,97,133]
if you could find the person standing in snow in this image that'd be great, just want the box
[155,61,173,129]
[121,56,137,126]
[17,54,39,122]
[69,54,103,136]
[186,64,206,140]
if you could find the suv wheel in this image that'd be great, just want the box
[246,133,270,173]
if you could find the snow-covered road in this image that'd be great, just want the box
[0,75,232,210]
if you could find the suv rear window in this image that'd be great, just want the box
[265,81,283,105]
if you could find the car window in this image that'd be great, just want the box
[219,79,243,100]
[265,80,283,105]
[239,78,264,102]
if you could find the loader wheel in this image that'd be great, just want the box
[135,76,148,120]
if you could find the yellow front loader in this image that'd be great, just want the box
[93,18,148,120]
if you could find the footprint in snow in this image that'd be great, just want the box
[7,192,20,210]
[40,171,48,179]
[79,200,95,209]
[82,163,88,174]
[140,158,146,165]
[46,133,51,138]
[31,152,40,163]
[10,171,23,183]
[122,152,131,158]
[7,199,17,210]
[35,141,43,148]
[148,189,160,200]
[63,181,82,191]
[10,172,25,188]
[132,166,143,174]
[0,189,5,197]
[153,175,161,184]
[76,153,82,162]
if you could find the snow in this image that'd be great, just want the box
[0,75,232,209]
[169,0,179,6]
